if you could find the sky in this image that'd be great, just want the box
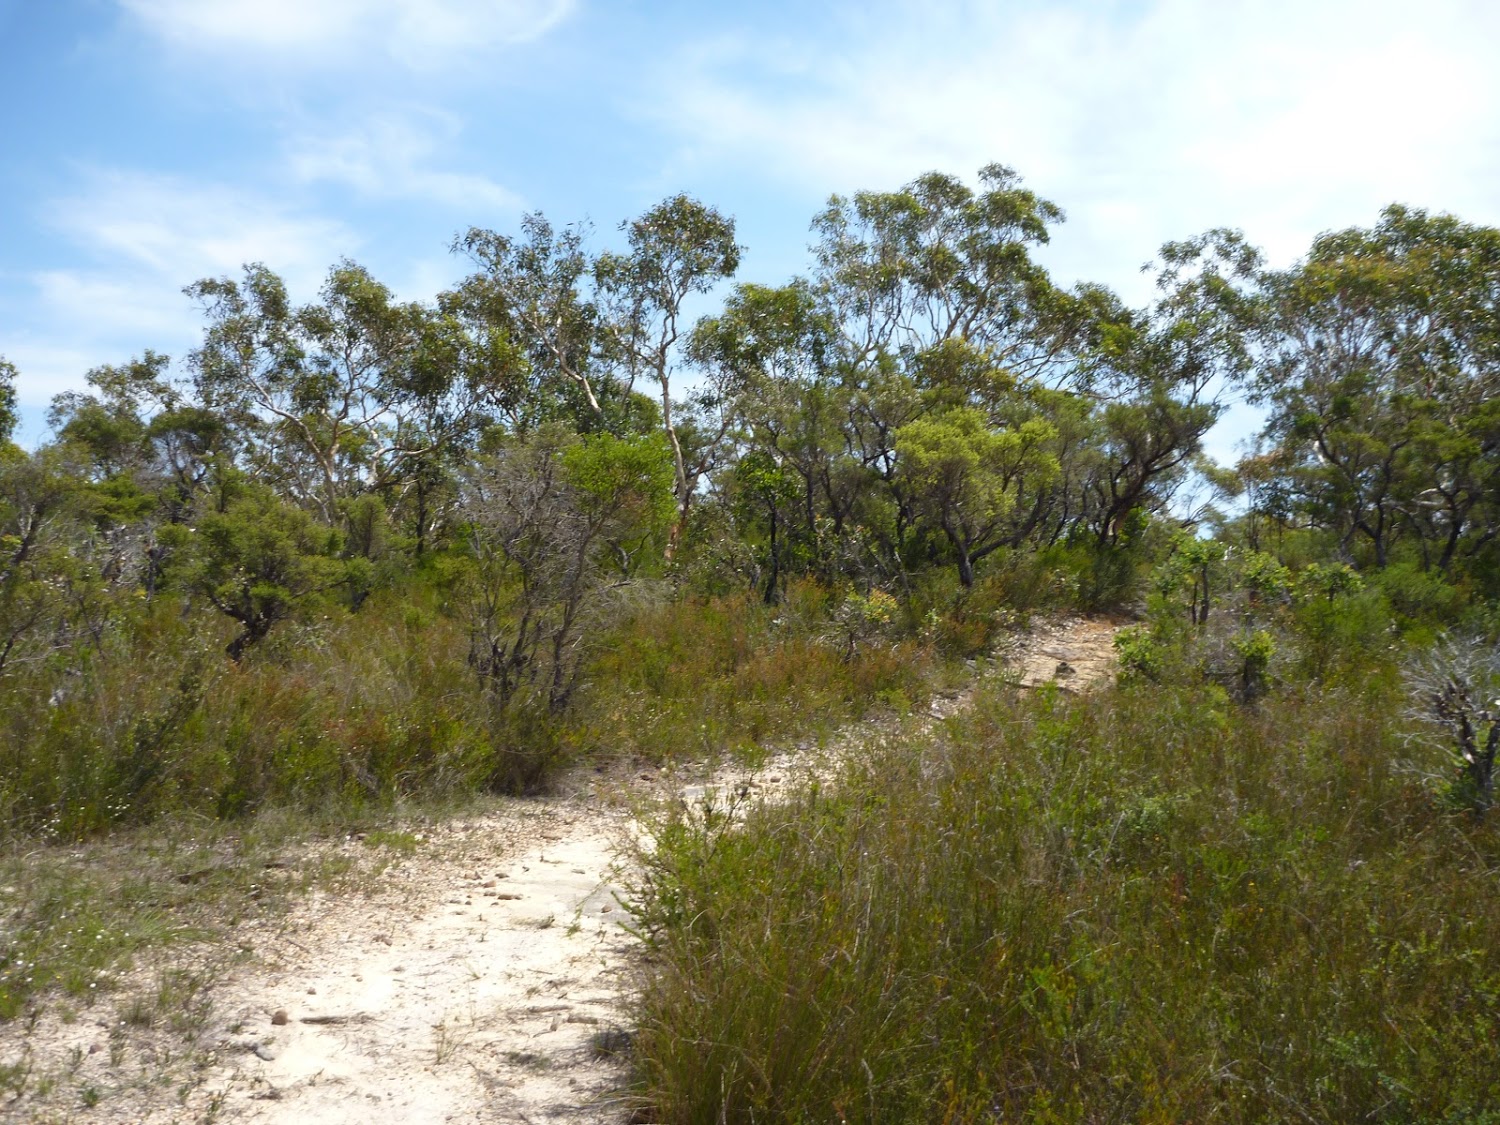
[3,0,1500,460]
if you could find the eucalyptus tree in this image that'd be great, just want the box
[1254,206,1500,570]
[187,261,486,526]
[46,351,232,529]
[451,215,613,431]
[596,195,741,552]
[1076,230,1261,547]
[0,445,79,679]
[896,405,1059,586]
[688,280,865,577]
[810,164,1099,387]
[47,352,172,484]
[910,338,1090,553]
[807,165,1116,573]
[0,357,19,449]
[44,352,233,598]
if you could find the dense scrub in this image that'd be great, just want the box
[629,671,1500,1123]
[0,580,940,843]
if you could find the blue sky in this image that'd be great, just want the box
[4,0,1500,459]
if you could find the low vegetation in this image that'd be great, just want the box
[629,669,1500,1122]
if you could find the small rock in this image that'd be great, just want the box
[306,987,317,995]
[253,1042,278,1061]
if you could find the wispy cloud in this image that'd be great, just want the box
[1,342,120,417]
[651,0,1500,299]
[2,172,360,411]
[287,110,524,212]
[49,170,356,284]
[32,272,204,342]
[117,0,576,69]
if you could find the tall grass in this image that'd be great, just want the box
[0,576,944,1031]
[628,673,1500,1122]
[577,581,936,762]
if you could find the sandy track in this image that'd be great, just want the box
[207,796,641,1124]
[4,618,1118,1123]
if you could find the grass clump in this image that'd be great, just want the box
[627,673,1500,1122]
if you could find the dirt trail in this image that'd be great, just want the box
[4,618,1118,1123]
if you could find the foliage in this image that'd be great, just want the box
[459,426,673,719]
[627,675,1500,1123]
[1252,206,1500,576]
[0,170,1493,849]
[0,356,18,447]
[2,170,1499,1119]
[897,407,1058,586]
[190,483,346,660]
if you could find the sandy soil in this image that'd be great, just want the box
[3,617,1119,1124]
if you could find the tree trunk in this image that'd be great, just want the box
[956,546,975,588]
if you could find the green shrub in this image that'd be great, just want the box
[628,674,1500,1123]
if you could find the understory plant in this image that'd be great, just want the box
[627,673,1500,1123]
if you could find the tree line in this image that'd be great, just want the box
[2,162,1497,745]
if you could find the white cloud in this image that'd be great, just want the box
[651,0,1500,301]
[5,172,362,410]
[0,342,118,411]
[287,111,523,212]
[32,271,202,342]
[48,170,357,290]
[118,0,575,68]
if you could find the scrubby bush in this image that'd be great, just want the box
[628,672,1500,1123]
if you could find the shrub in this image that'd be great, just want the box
[627,674,1500,1122]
